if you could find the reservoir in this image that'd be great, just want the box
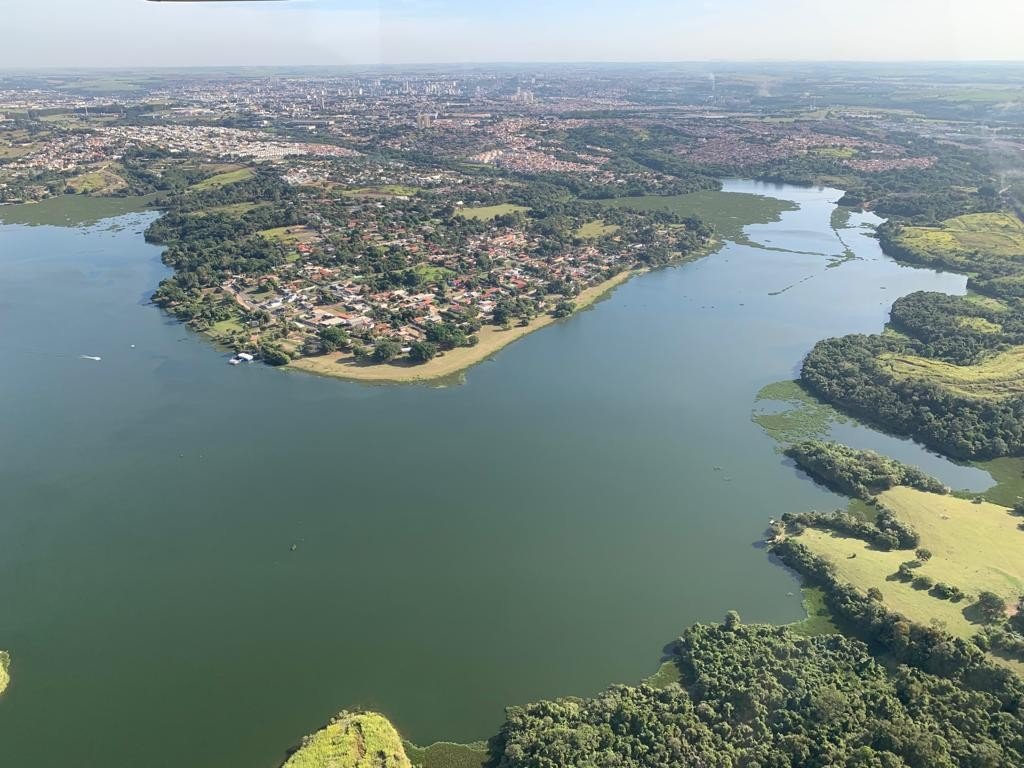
[0,181,987,767]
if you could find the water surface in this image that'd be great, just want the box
[0,181,981,767]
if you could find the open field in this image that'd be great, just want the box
[456,203,529,220]
[283,712,410,768]
[343,185,420,198]
[576,219,620,238]
[205,316,244,339]
[799,487,1024,644]
[878,345,1024,400]
[973,456,1024,506]
[287,270,636,383]
[0,142,36,159]
[412,264,455,282]
[198,202,268,217]
[66,165,127,195]
[896,212,1024,260]
[957,316,1002,333]
[258,225,317,245]
[189,166,254,192]
[963,293,1010,313]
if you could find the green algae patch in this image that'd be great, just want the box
[752,380,849,445]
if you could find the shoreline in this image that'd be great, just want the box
[285,268,640,383]
[285,238,720,384]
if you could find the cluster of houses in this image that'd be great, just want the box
[220,218,634,355]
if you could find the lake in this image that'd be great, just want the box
[0,181,988,767]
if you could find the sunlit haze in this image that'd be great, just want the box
[3,0,1023,68]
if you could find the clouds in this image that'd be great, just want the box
[2,0,1022,68]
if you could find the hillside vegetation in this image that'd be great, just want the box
[879,347,1024,401]
[895,212,1024,263]
[282,712,411,768]
[281,620,1024,768]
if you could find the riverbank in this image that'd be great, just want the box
[287,238,721,383]
[287,268,639,383]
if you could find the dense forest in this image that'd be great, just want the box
[801,331,1024,459]
[785,441,947,499]
[487,618,1023,768]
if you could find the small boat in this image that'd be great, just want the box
[80,355,102,361]
[228,358,241,366]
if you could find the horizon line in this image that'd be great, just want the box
[3,59,1024,73]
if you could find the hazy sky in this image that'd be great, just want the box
[3,0,1023,68]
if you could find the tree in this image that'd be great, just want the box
[915,548,933,562]
[553,300,575,318]
[408,340,438,364]
[723,611,741,631]
[260,344,290,366]
[372,339,402,363]
[975,591,1006,624]
[319,325,349,352]
[912,575,934,590]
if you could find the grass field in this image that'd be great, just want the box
[799,487,1024,642]
[456,203,529,220]
[404,741,488,768]
[812,147,857,159]
[972,456,1024,506]
[199,202,268,217]
[189,166,254,192]
[963,293,1009,313]
[896,212,1024,261]
[0,142,35,159]
[205,316,244,338]
[412,264,455,283]
[66,165,127,195]
[957,316,1002,334]
[878,345,1024,400]
[576,219,620,238]
[258,225,317,245]
[283,712,410,768]
[343,185,420,198]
